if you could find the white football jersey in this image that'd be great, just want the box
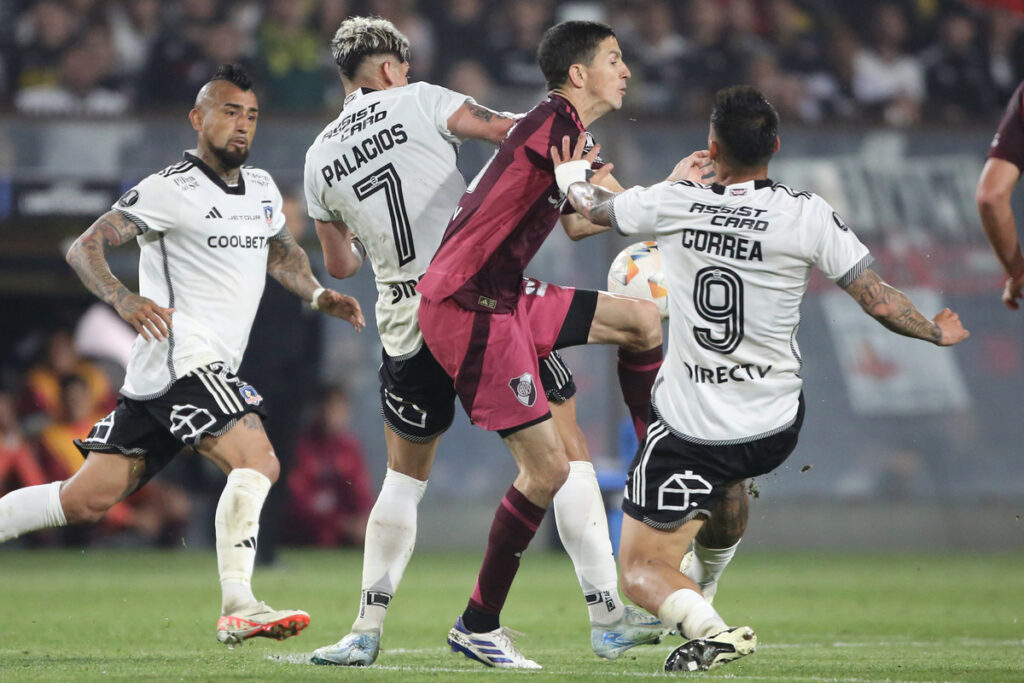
[612,178,872,444]
[303,83,471,357]
[114,152,286,399]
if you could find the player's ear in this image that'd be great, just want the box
[708,139,720,160]
[773,136,780,154]
[188,107,203,132]
[568,63,586,89]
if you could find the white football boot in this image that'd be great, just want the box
[216,601,309,646]
[447,616,541,669]
[663,625,757,672]
[590,605,664,659]
[311,630,381,666]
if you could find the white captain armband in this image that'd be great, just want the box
[555,160,593,196]
[310,287,326,311]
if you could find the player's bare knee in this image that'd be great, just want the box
[60,487,114,524]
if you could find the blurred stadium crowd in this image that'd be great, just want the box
[1,0,1022,125]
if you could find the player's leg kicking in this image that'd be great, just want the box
[680,480,747,605]
[0,366,309,647]
[312,346,660,666]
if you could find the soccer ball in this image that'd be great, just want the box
[607,241,669,320]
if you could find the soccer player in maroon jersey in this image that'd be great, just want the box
[977,79,1024,309]
[416,21,664,668]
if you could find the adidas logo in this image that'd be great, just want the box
[205,206,223,219]
[234,536,257,550]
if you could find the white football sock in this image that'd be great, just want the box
[690,539,740,602]
[0,481,67,543]
[553,460,624,625]
[658,588,726,639]
[215,468,270,615]
[351,468,427,633]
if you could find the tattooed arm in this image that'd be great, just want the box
[446,102,517,144]
[266,228,365,330]
[842,268,969,346]
[65,210,174,341]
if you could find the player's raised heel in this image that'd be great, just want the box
[215,602,310,646]
[311,630,381,666]
[447,616,541,669]
[663,625,756,672]
[590,605,664,660]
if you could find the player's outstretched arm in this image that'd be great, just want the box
[553,135,618,239]
[66,209,174,341]
[976,157,1024,309]
[267,228,365,331]
[314,218,364,279]
[842,268,969,346]
[446,102,518,144]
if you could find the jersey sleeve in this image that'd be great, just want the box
[414,82,473,143]
[988,80,1024,172]
[609,184,663,237]
[111,174,179,233]
[811,196,873,287]
[303,149,337,222]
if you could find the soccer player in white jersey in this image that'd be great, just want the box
[553,85,969,672]
[0,65,365,646]
[303,16,661,667]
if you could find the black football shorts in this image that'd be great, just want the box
[74,362,267,488]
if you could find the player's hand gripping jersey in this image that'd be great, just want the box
[417,95,590,313]
[303,83,473,357]
[115,153,286,399]
[612,178,872,444]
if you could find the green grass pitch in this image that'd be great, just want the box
[0,548,1021,681]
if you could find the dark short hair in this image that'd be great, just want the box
[537,21,616,91]
[710,86,779,168]
[211,63,253,91]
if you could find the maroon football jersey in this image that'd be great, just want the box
[989,80,1024,172]
[417,95,589,313]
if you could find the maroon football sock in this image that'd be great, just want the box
[617,345,663,441]
[463,485,546,632]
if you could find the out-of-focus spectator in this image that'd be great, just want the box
[624,0,689,116]
[984,9,1024,103]
[15,27,130,116]
[444,59,496,104]
[680,0,752,117]
[11,1,81,94]
[0,389,46,496]
[769,0,826,75]
[923,11,999,123]
[36,374,105,481]
[431,0,491,82]
[140,0,221,106]
[370,0,437,82]
[22,328,114,425]
[107,0,162,82]
[285,385,372,548]
[487,0,553,90]
[851,2,925,126]
[801,22,860,122]
[257,0,323,112]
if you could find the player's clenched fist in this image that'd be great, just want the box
[933,308,968,346]
[115,292,174,342]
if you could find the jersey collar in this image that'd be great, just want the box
[344,87,378,108]
[709,178,774,195]
[548,93,585,130]
[183,151,246,195]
